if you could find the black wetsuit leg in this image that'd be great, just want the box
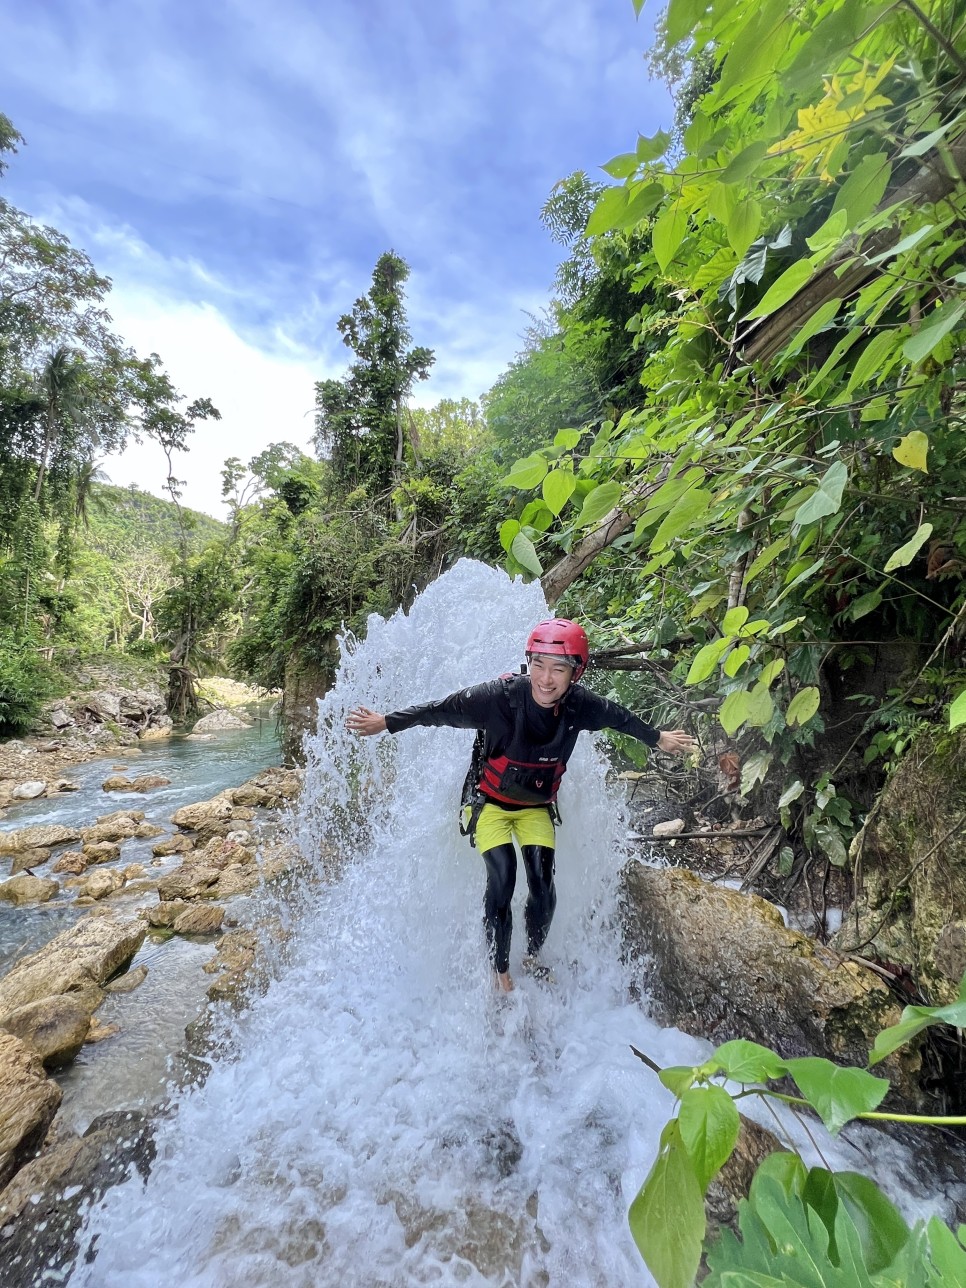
[481,843,516,974]
[521,844,556,957]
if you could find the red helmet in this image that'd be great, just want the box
[525,619,589,681]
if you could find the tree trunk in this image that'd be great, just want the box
[540,465,669,605]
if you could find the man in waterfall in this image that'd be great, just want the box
[346,619,696,993]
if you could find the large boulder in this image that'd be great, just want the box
[833,725,966,1004]
[0,1033,62,1190]
[11,781,46,801]
[77,869,126,901]
[0,824,81,854]
[620,863,922,1105]
[0,1109,155,1287]
[173,905,224,935]
[0,993,98,1067]
[192,709,251,733]
[82,817,140,844]
[0,875,60,906]
[0,917,145,1019]
[10,848,52,875]
[230,767,302,808]
[156,865,221,901]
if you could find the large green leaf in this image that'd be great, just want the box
[719,689,752,735]
[706,1039,787,1084]
[892,430,929,473]
[786,686,820,727]
[950,690,966,732]
[721,141,770,186]
[650,487,712,551]
[870,990,966,1065]
[687,635,732,685]
[832,1173,911,1274]
[784,1057,889,1134]
[728,198,763,257]
[665,0,708,46]
[883,521,932,572]
[831,154,892,227]
[653,200,689,273]
[746,682,775,728]
[586,186,629,237]
[501,455,548,489]
[499,519,520,555]
[541,468,576,516]
[925,1215,966,1279]
[744,259,815,321]
[510,532,542,577]
[846,331,901,395]
[904,299,966,363]
[678,1085,740,1193]
[781,299,841,361]
[628,1120,705,1288]
[794,461,847,525]
[576,480,622,528]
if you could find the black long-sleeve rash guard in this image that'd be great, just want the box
[384,675,661,752]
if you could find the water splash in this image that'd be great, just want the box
[66,560,942,1287]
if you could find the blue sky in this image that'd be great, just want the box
[1,0,672,515]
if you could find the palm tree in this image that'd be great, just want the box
[73,457,109,527]
[32,346,88,503]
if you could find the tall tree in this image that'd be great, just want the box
[314,251,434,498]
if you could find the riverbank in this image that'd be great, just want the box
[0,719,302,1287]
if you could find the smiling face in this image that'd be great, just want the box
[528,653,576,708]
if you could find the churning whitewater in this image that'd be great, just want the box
[70,560,709,1286]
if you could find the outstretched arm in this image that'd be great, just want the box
[346,707,387,736]
[656,729,698,755]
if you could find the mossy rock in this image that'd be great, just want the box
[833,725,966,1004]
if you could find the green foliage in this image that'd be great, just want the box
[0,630,48,735]
[489,0,966,865]
[314,251,434,496]
[631,975,966,1287]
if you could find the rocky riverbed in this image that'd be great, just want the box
[0,699,300,1287]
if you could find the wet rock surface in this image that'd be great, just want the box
[0,1033,62,1190]
[620,863,923,1106]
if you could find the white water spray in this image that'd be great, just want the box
[66,560,942,1287]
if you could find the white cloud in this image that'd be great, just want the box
[101,290,320,518]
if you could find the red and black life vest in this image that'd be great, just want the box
[470,675,581,808]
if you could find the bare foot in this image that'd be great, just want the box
[521,955,556,984]
[493,971,514,993]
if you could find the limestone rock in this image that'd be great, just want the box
[78,869,126,901]
[0,1033,62,1189]
[620,863,923,1106]
[134,822,164,839]
[202,836,256,869]
[173,905,224,935]
[0,993,97,1067]
[152,833,195,857]
[204,928,258,1001]
[0,875,60,906]
[11,780,46,800]
[156,865,221,901]
[214,864,260,898]
[0,1109,155,1285]
[0,824,81,854]
[144,900,190,927]
[51,778,79,793]
[82,841,121,864]
[103,964,148,994]
[101,774,133,791]
[652,817,686,838]
[833,725,966,1004]
[122,863,147,880]
[95,809,145,825]
[85,1017,120,1043]
[171,792,235,832]
[85,690,121,721]
[82,817,139,844]
[51,851,88,875]
[0,916,145,1019]
[230,766,301,808]
[10,847,52,875]
[129,774,171,792]
[192,709,251,733]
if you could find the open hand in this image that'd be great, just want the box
[657,729,698,755]
[346,707,387,736]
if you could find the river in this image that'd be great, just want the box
[61,561,946,1286]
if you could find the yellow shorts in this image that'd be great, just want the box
[471,802,556,853]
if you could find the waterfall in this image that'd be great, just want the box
[67,560,937,1287]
